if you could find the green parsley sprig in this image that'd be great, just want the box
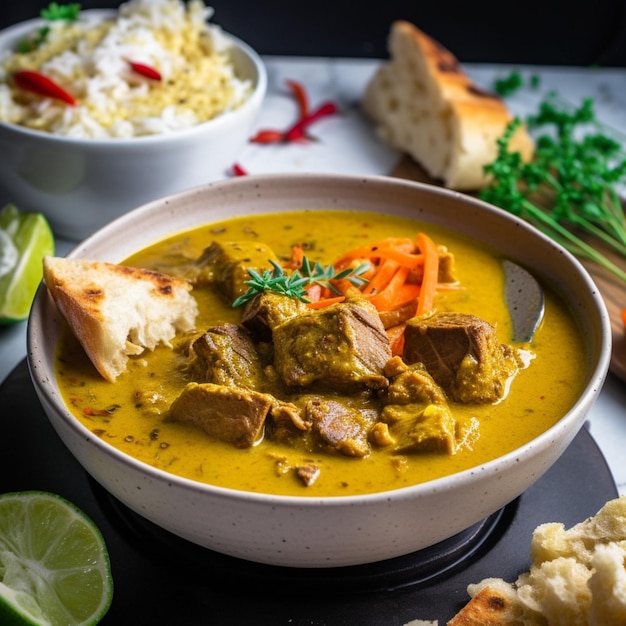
[41,2,81,21]
[17,2,81,53]
[493,70,540,97]
[232,257,370,308]
[480,95,626,283]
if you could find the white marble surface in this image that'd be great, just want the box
[1,56,625,497]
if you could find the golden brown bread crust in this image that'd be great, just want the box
[443,496,626,626]
[43,256,198,382]
[362,21,534,190]
[446,580,526,625]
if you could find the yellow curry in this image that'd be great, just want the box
[55,210,588,497]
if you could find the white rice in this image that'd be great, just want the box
[0,0,252,138]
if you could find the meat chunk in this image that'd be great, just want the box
[241,291,310,341]
[272,297,392,392]
[306,398,377,457]
[182,241,280,301]
[168,382,273,448]
[383,356,448,406]
[402,312,520,403]
[381,358,458,454]
[267,400,311,444]
[192,323,268,391]
[384,403,457,454]
[294,464,321,487]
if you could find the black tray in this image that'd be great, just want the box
[0,360,618,625]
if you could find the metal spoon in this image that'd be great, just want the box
[502,259,545,343]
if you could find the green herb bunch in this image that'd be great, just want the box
[17,2,81,53]
[232,257,369,308]
[493,70,540,97]
[480,94,626,283]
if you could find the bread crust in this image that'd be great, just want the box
[447,579,524,625]
[43,256,198,382]
[362,21,534,190]
[442,496,626,626]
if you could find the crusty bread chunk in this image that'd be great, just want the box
[443,496,626,626]
[587,542,626,624]
[362,21,534,190]
[43,256,199,382]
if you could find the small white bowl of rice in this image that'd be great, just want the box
[0,0,267,240]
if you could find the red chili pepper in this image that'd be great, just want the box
[127,60,162,81]
[285,101,339,142]
[246,81,339,146]
[232,163,248,176]
[13,70,77,106]
[249,129,285,144]
[285,79,309,119]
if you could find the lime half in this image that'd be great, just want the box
[0,204,55,324]
[0,491,113,626]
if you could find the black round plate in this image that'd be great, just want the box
[0,361,618,625]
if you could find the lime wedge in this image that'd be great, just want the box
[0,204,55,324]
[0,491,113,626]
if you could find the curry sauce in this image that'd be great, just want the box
[55,210,588,497]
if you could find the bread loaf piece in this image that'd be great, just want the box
[43,256,199,382]
[362,21,534,190]
[444,495,626,626]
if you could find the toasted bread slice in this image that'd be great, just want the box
[362,21,534,190]
[43,256,198,382]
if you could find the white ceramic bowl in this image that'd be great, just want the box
[27,173,612,568]
[0,10,267,241]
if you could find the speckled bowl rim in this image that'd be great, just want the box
[27,173,612,508]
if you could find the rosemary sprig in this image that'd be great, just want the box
[232,257,369,308]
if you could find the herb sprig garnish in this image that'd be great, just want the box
[41,2,81,21]
[232,257,370,308]
[480,95,626,283]
[17,2,81,53]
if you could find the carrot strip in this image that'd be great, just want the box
[307,296,345,309]
[285,244,304,269]
[415,232,439,315]
[374,246,424,268]
[366,266,420,311]
[367,282,420,311]
[622,308,626,328]
[362,259,400,295]
[386,324,406,356]
[333,237,414,267]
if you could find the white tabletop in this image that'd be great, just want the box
[1,56,625,496]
